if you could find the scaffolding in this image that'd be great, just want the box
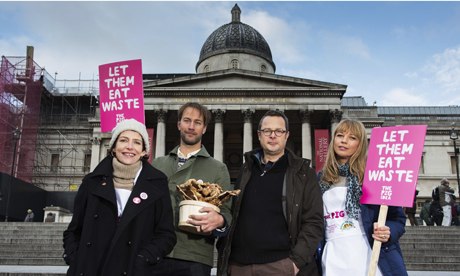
[33,91,97,191]
[0,49,43,183]
[1,46,99,191]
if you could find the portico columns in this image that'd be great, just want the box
[155,110,167,158]
[301,110,312,160]
[213,109,225,162]
[330,109,343,134]
[243,109,254,154]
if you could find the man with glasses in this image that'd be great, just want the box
[217,110,324,276]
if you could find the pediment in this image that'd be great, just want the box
[143,69,346,91]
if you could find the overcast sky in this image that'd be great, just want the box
[2,1,460,106]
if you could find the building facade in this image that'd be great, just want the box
[1,4,459,212]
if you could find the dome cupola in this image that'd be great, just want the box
[196,4,276,73]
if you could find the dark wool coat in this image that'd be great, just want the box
[217,149,324,276]
[63,156,176,276]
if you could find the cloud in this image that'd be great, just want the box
[244,9,310,66]
[380,88,428,106]
[319,31,371,60]
[2,2,232,79]
[423,46,460,93]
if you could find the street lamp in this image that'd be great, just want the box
[4,127,21,222]
[450,126,460,197]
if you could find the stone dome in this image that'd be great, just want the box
[196,4,276,72]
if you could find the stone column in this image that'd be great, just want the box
[155,110,167,158]
[213,109,225,162]
[243,109,254,154]
[330,109,343,134]
[301,110,312,160]
[90,136,101,171]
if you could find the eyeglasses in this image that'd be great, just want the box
[258,129,287,137]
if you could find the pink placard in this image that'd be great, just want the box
[361,125,427,207]
[98,59,145,132]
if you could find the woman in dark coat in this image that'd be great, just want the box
[63,119,176,276]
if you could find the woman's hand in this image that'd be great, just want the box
[372,222,391,243]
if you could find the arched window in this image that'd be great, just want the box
[204,65,210,73]
[231,59,239,69]
[260,64,267,72]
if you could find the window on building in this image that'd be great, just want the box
[83,153,91,173]
[451,156,458,175]
[231,59,239,69]
[204,65,210,72]
[51,153,60,172]
[260,64,267,72]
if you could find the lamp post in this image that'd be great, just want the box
[4,127,21,222]
[450,126,460,197]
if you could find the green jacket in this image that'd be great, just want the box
[152,145,231,267]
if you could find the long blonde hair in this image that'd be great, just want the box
[321,119,368,185]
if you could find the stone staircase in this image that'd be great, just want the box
[0,222,67,276]
[0,222,459,275]
[400,226,460,271]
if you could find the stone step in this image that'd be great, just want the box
[0,221,69,228]
[1,223,459,273]
[405,255,459,263]
[0,239,63,245]
[400,242,460,247]
[405,263,460,271]
[0,234,64,240]
[0,258,66,266]
[400,237,460,243]
[0,272,65,275]
[401,248,460,256]
[402,249,460,256]
[0,229,65,235]
[0,250,63,258]
[404,228,460,233]
[0,244,62,251]
[399,226,460,272]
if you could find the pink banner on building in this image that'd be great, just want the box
[361,125,427,207]
[98,59,145,132]
[314,129,330,173]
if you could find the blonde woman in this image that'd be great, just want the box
[318,119,407,276]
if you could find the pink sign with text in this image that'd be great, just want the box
[98,59,145,132]
[361,125,427,207]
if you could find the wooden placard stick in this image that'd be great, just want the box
[367,204,388,276]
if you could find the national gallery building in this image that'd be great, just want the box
[1,4,459,220]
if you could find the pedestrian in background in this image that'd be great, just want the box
[405,190,419,226]
[438,178,455,226]
[419,200,434,226]
[24,209,34,222]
